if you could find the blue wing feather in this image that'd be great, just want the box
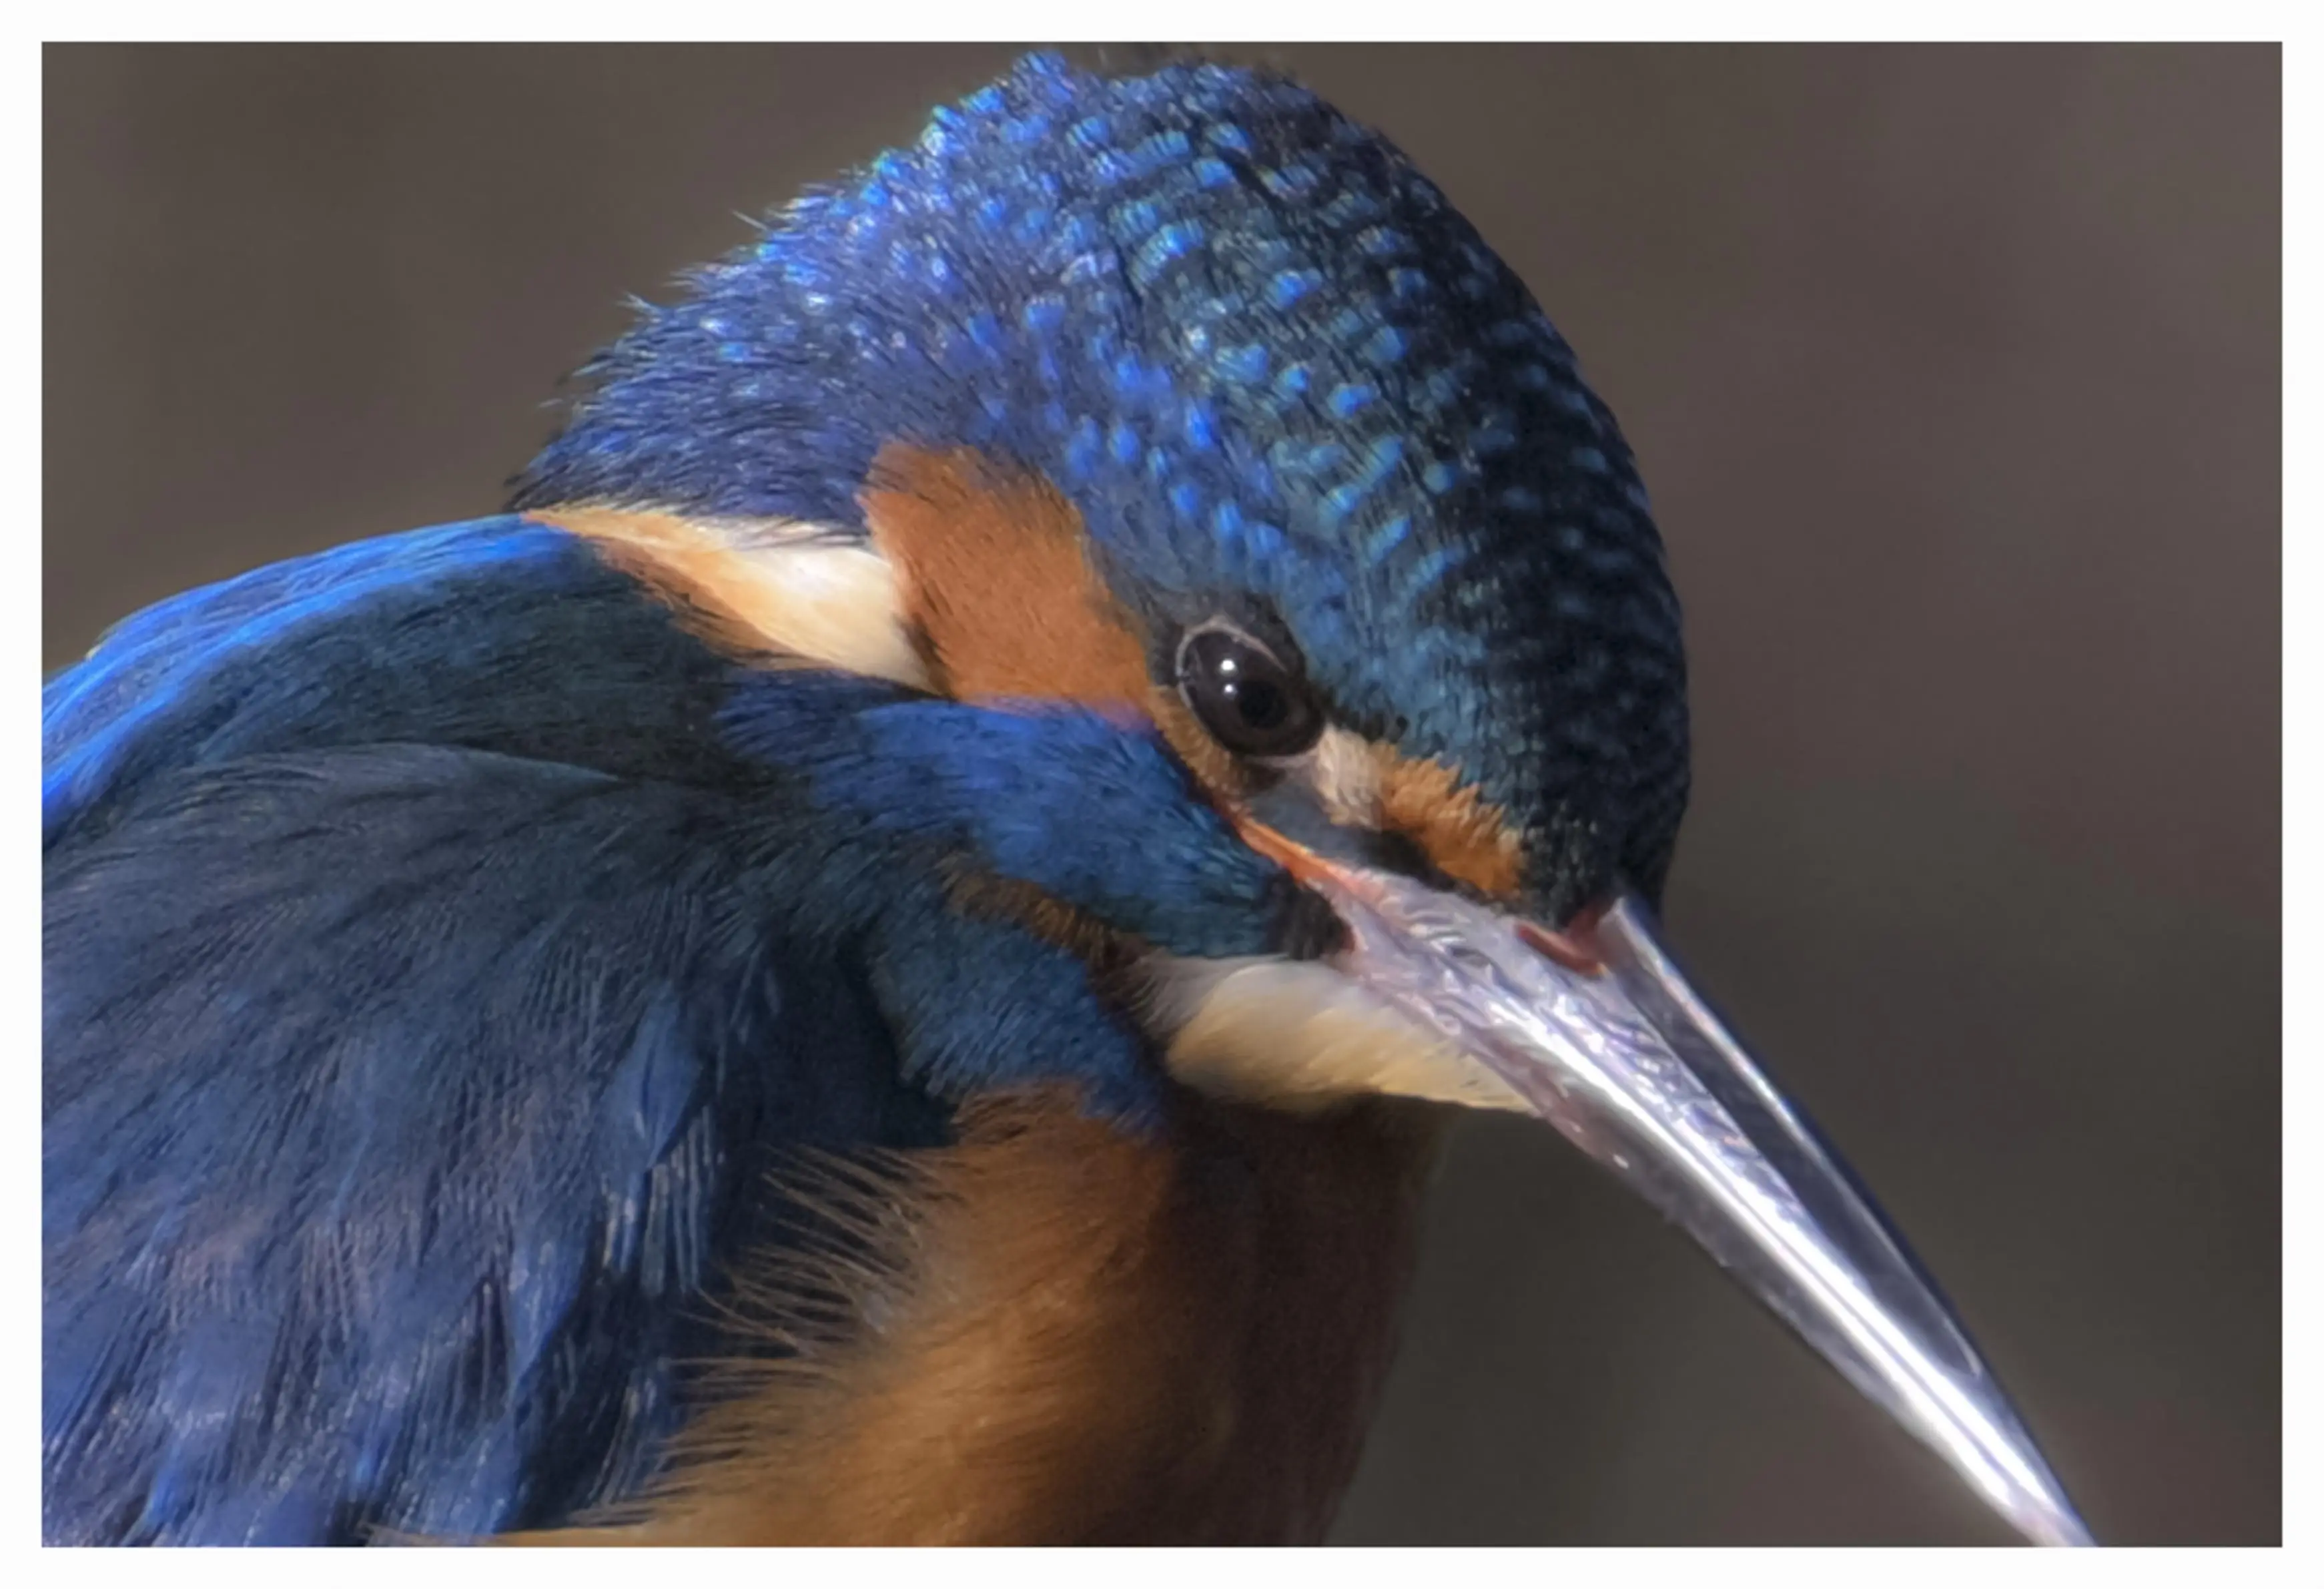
[43,519,747,848]
[42,517,1294,1542]
[45,739,949,1542]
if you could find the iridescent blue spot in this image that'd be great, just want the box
[965,83,1006,116]
[925,252,955,291]
[1326,307,1367,343]
[1131,129,1191,172]
[1274,362,1310,398]
[1031,59,1078,105]
[1112,199,1161,239]
[873,151,908,184]
[1517,364,1553,392]
[1132,222,1204,286]
[1066,418,1102,481]
[1570,446,1608,473]
[1002,112,1053,146]
[1194,156,1235,188]
[1403,544,1465,597]
[1363,326,1408,366]
[1501,487,1543,514]
[1042,400,1069,435]
[1320,483,1365,529]
[1556,385,1595,416]
[1109,422,1140,464]
[1169,481,1202,521]
[1363,513,1415,561]
[1555,590,1594,620]
[1184,402,1218,450]
[718,340,753,365]
[1093,151,1132,187]
[1328,382,1378,420]
[1221,343,1268,382]
[976,195,1010,231]
[1555,523,1591,553]
[1072,115,1112,148]
[1354,434,1405,489]
[1423,460,1463,495]
[1113,352,1168,402]
[1245,520,1286,563]
[1213,500,1245,541]
[1269,269,1322,310]
[1023,295,1066,335]
[1389,268,1430,302]
[1472,419,1517,454]
[1209,122,1251,154]
[1262,160,1321,200]
[1305,441,1349,475]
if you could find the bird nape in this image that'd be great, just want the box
[41,51,2088,1546]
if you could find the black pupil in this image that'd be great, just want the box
[1180,630,1319,757]
[1226,673,1285,731]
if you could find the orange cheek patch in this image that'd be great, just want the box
[1370,748,1526,899]
[862,444,1152,705]
[861,444,1252,801]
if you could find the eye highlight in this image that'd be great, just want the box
[1175,625,1324,759]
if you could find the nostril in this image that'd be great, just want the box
[1363,825,1439,884]
[1267,876,1350,962]
[1517,898,1610,974]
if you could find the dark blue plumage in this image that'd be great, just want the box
[516,51,1686,917]
[43,520,1304,1543]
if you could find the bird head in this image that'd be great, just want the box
[513,52,2084,1543]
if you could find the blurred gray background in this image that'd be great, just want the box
[43,44,2279,1544]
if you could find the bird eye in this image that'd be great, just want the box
[1175,625,1324,759]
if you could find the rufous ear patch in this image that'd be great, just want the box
[1369,747,1526,899]
[859,445,1252,800]
[861,445,1152,707]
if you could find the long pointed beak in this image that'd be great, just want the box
[1308,860,2092,1546]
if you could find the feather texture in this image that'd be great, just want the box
[41,518,1306,1543]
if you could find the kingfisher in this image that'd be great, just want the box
[41,52,2090,1546]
